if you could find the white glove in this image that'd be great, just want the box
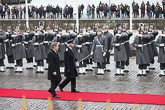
[5,39,9,42]
[12,44,15,47]
[109,50,112,53]
[24,41,28,44]
[77,45,82,48]
[90,51,94,56]
[35,33,39,36]
[34,42,39,45]
[103,52,106,56]
[5,32,9,34]
[78,49,81,53]
[160,44,165,47]
[138,44,143,47]
[115,43,120,46]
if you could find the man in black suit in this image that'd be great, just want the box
[59,39,79,93]
[48,42,61,98]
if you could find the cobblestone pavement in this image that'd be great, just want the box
[0,56,165,110]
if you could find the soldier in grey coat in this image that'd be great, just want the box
[12,28,26,73]
[85,27,94,71]
[0,27,6,72]
[23,27,35,69]
[122,25,133,72]
[33,28,47,73]
[91,28,107,75]
[54,28,68,74]
[155,27,165,77]
[76,29,89,74]
[148,25,158,70]
[111,27,127,76]
[5,26,15,69]
[132,26,150,76]
[102,25,113,72]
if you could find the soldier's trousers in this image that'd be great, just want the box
[150,59,154,64]
[138,64,148,70]
[60,61,65,67]
[125,58,129,66]
[116,61,125,69]
[79,60,88,67]
[7,55,14,63]
[26,57,33,63]
[160,63,165,70]
[36,60,44,66]
[59,78,76,91]
[87,58,93,64]
[97,62,104,69]
[16,59,23,67]
[0,59,5,66]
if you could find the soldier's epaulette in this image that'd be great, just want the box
[66,48,68,51]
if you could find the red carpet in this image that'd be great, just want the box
[0,88,165,105]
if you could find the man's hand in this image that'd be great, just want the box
[53,72,57,76]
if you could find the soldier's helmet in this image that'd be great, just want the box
[122,25,127,29]
[138,26,144,32]
[54,26,59,29]
[59,28,62,32]
[15,27,20,32]
[65,27,71,31]
[36,28,41,31]
[149,25,153,29]
[86,27,91,31]
[103,25,109,29]
[98,28,102,32]
[73,27,77,30]
[144,26,149,31]
[45,27,50,31]
[25,27,30,31]
[117,27,123,31]
[162,27,165,33]
[6,26,11,30]
[79,29,83,33]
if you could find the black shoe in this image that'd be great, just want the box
[115,73,120,76]
[71,90,79,93]
[59,85,63,92]
[53,94,60,98]
[137,74,142,76]
[48,89,52,94]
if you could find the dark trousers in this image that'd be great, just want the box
[160,63,165,70]
[0,59,4,66]
[36,60,44,66]
[79,60,88,67]
[116,61,125,69]
[150,59,154,64]
[60,78,76,91]
[125,58,129,66]
[97,62,105,69]
[60,61,65,67]
[16,59,23,67]
[8,55,14,63]
[138,64,148,70]
[49,81,60,96]
[26,57,33,63]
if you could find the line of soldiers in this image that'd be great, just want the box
[0,25,165,77]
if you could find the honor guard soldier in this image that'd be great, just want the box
[102,25,113,72]
[55,28,68,74]
[122,25,133,72]
[91,28,107,75]
[34,28,47,73]
[59,39,79,93]
[5,26,15,69]
[12,27,26,73]
[44,27,51,70]
[53,26,59,34]
[143,26,154,73]
[155,27,165,77]
[112,27,127,76]
[148,25,158,70]
[132,26,150,76]
[23,27,35,69]
[0,27,6,72]
[85,27,94,71]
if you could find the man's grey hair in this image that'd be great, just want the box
[51,42,59,48]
